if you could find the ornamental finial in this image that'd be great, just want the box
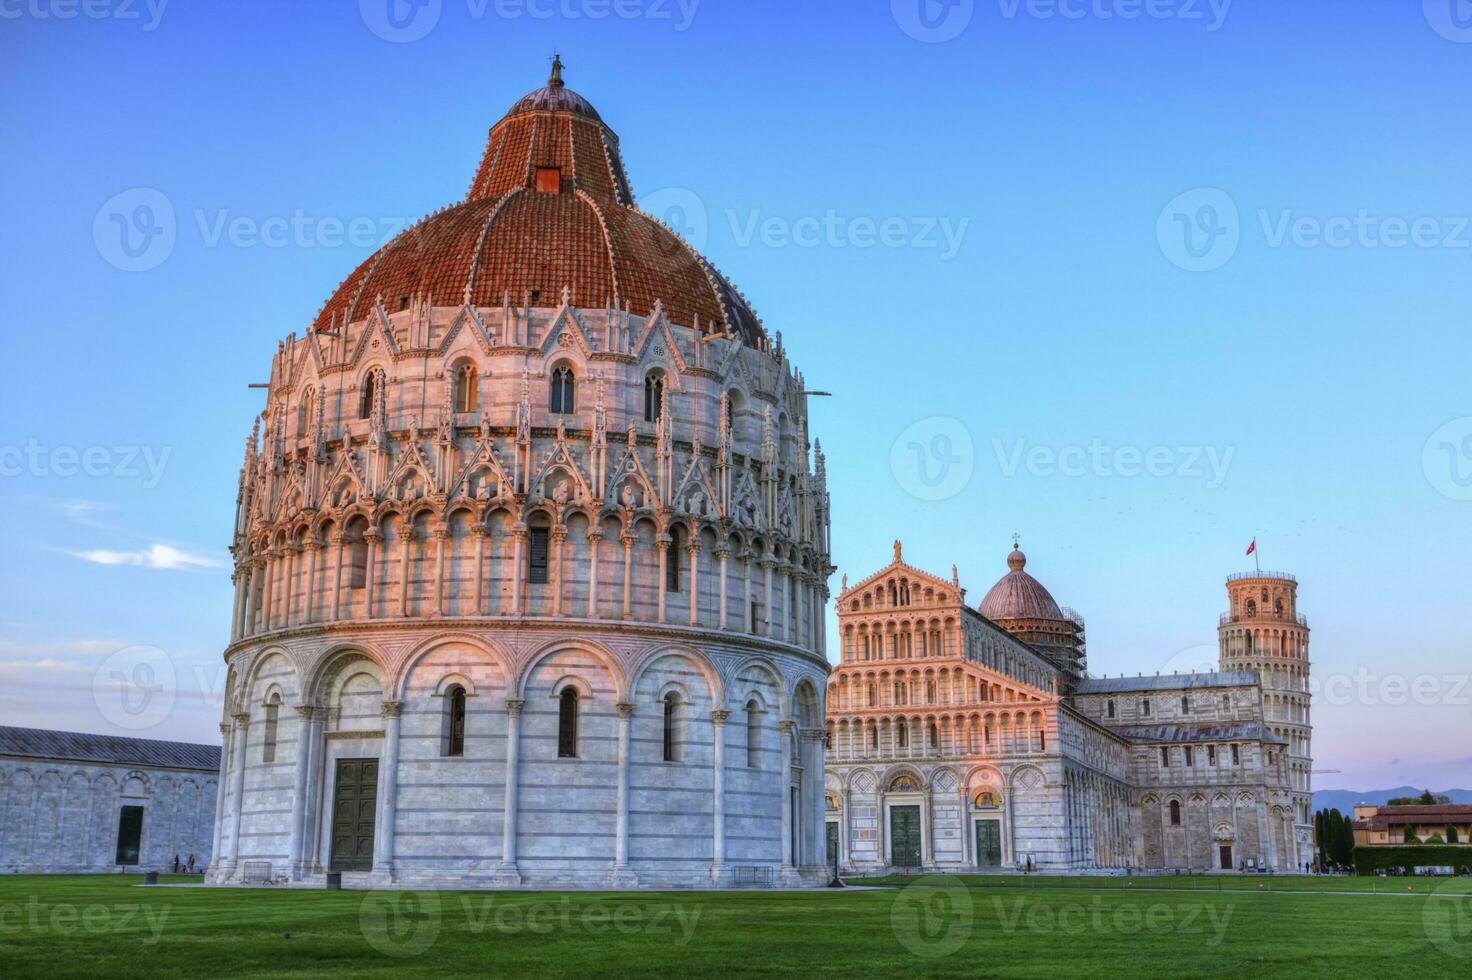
[549,54,565,89]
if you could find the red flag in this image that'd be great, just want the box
[1245,538,1256,556]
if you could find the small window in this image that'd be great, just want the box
[348,533,368,589]
[1184,746,1194,767]
[558,688,578,758]
[1141,698,1151,716]
[745,699,762,768]
[549,365,575,414]
[455,363,477,414]
[644,372,664,422]
[528,527,550,584]
[1169,799,1182,826]
[1160,747,1170,767]
[1231,744,1240,766]
[262,695,280,763]
[897,722,908,749]
[535,166,562,193]
[1181,695,1190,714]
[666,527,682,593]
[1207,744,1217,766]
[359,369,384,419]
[445,686,467,757]
[1106,699,1116,719]
[750,599,760,633]
[663,692,681,762]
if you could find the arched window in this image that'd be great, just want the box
[643,372,664,422]
[1169,799,1182,826]
[927,723,938,749]
[869,727,878,750]
[1246,598,1257,618]
[662,692,681,762]
[445,685,466,757]
[867,683,876,707]
[359,369,384,420]
[1106,699,1116,719]
[745,699,762,768]
[558,688,578,758]
[455,363,477,414]
[549,364,575,414]
[297,388,314,437]
[1181,695,1191,715]
[262,694,280,763]
[666,526,682,593]
[897,722,908,748]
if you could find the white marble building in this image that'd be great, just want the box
[209,61,833,889]
[0,727,218,873]
[825,545,1311,874]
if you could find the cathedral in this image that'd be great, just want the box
[209,61,833,889]
[824,543,1313,873]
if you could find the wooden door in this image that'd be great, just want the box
[890,805,922,867]
[330,758,377,872]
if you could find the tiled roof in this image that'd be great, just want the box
[1112,722,1287,745]
[1074,671,1259,694]
[978,549,1067,622]
[1354,805,1472,831]
[313,70,766,347]
[0,726,221,772]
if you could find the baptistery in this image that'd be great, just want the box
[209,61,833,888]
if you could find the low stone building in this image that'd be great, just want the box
[1352,804,1472,846]
[825,543,1311,873]
[0,726,220,873]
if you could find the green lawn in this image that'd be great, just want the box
[2,873,1469,978]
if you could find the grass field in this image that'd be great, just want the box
[2,873,1470,978]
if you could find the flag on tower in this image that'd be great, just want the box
[1245,538,1256,556]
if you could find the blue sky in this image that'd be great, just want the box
[1,0,1469,791]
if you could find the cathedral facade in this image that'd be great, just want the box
[209,62,832,889]
[824,544,1312,873]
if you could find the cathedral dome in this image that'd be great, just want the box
[978,544,1066,622]
[311,58,764,346]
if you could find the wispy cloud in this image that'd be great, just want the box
[68,543,223,571]
[51,499,115,529]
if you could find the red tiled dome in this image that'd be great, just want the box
[312,59,764,346]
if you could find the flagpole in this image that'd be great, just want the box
[1254,534,1260,574]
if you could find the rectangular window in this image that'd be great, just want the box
[1231,744,1240,766]
[528,528,550,584]
[1141,698,1151,716]
[348,538,368,589]
[1160,747,1170,767]
[1181,696,1190,714]
[1207,744,1217,766]
[115,805,144,866]
[1185,746,1194,767]
[750,600,760,633]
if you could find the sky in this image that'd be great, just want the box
[1,0,1469,793]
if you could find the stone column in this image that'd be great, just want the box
[398,525,414,617]
[511,526,527,615]
[471,524,487,615]
[259,551,275,630]
[783,566,795,643]
[551,524,568,617]
[363,528,381,618]
[801,727,826,872]
[687,541,702,627]
[611,702,637,885]
[656,535,670,623]
[761,558,775,638]
[287,705,315,878]
[330,532,345,622]
[710,709,729,882]
[432,523,448,616]
[301,707,325,874]
[620,532,635,619]
[224,713,250,876]
[586,527,603,618]
[778,720,795,873]
[302,541,319,624]
[373,700,403,882]
[207,721,231,880]
[742,551,753,633]
[716,548,730,629]
[230,570,246,641]
[496,699,524,884]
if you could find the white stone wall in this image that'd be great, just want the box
[0,757,217,873]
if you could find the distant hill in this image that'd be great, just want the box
[1313,787,1472,813]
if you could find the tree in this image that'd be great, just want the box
[1449,825,1461,844]
[1338,813,1354,866]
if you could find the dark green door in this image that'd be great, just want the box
[975,818,1002,866]
[330,758,377,871]
[826,822,839,867]
[890,805,922,867]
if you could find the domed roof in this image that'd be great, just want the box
[311,59,765,346]
[978,543,1066,622]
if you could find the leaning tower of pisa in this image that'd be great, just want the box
[1218,571,1313,869]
